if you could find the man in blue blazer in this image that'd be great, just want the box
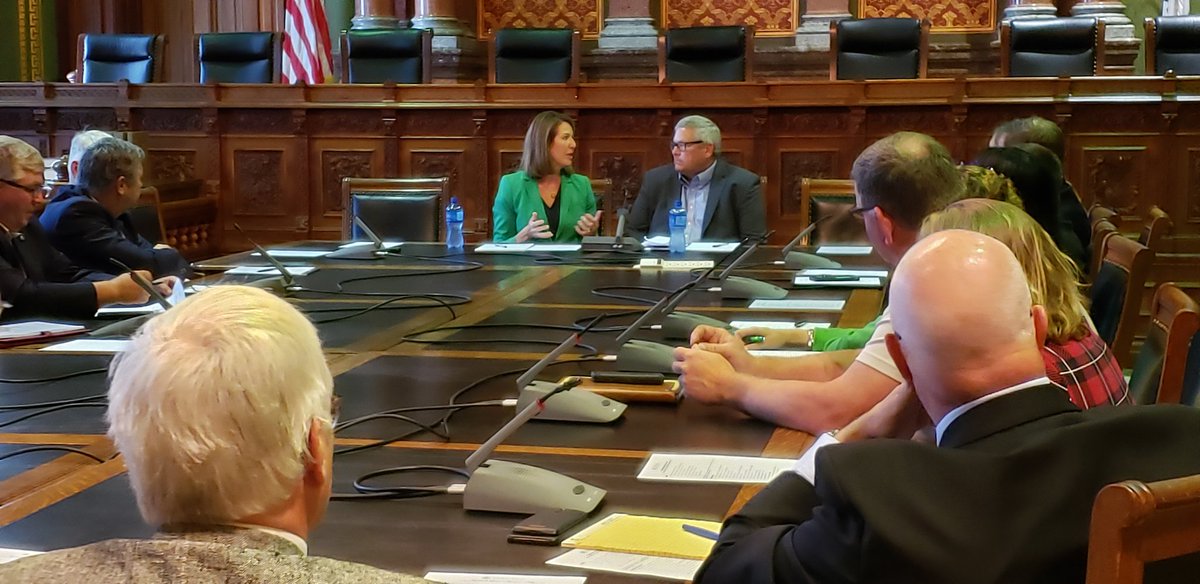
[627,115,765,242]
[695,230,1200,584]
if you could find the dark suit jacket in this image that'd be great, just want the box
[40,185,191,278]
[0,220,109,320]
[627,160,765,241]
[1058,180,1091,269]
[696,385,1200,584]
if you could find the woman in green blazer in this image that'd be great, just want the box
[492,111,601,243]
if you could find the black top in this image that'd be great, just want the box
[0,220,110,320]
[542,187,562,238]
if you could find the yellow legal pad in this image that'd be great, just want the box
[561,512,723,561]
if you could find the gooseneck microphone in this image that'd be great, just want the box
[710,232,788,300]
[327,216,400,260]
[776,216,843,269]
[233,223,299,294]
[581,207,644,252]
[89,259,174,338]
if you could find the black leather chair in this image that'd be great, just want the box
[830,18,929,80]
[659,26,752,83]
[799,179,868,245]
[1128,283,1200,405]
[1146,16,1200,76]
[341,28,432,84]
[1089,233,1154,367]
[129,187,165,245]
[1000,18,1104,77]
[197,32,278,83]
[341,178,449,242]
[78,33,163,83]
[489,28,580,84]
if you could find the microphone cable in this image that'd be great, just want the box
[304,293,467,324]
[0,445,106,464]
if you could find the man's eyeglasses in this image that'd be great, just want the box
[1,179,51,199]
[849,205,878,219]
[670,140,705,151]
[330,394,342,427]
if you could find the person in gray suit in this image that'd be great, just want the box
[0,286,429,583]
[627,115,766,241]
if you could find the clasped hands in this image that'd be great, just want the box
[514,210,603,243]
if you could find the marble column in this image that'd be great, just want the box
[412,0,477,48]
[599,0,659,50]
[352,0,401,29]
[795,0,852,51]
[1070,0,1136,40]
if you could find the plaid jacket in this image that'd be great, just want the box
[1043,328,1131,409]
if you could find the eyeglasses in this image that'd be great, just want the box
[330,394,342,428]
[0,179,51,199]
[849,205,878,219]
[670,140,705,151]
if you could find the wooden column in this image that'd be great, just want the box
[352,0,400,29]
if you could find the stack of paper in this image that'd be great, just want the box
[748,299,845,312]
[475,243,534,253]
[816,245,873,255]
[0,321,85,345]
[424,572,585,584]
[729,320,831,330]
[252,249,331,259]
[547,549,701,582]
[40,339,131,354]
[225,265,318,276]
[637,453,794,484]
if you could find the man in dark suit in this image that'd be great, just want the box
[40,136,190,278]
[696,230,1200,584]
[0,136,158,320]
[627,115,765,241]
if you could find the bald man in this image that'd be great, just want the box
[695,231,1200,584]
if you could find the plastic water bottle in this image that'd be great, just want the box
[669,200,687,254]
[446,197,464,250]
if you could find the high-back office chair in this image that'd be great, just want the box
[1089,204,1123,229]
[1138,205,1173,251]
[128,186,166,245]
[78,33,164,83]
[489,28,580,84]
[659,25,753,83]
[1090,233,1154,368]
[196,32,279,83]
[1127,283,1200,405]
[1086,474,1200,584]
[1145,16,1200,76]
[799,178,867,245]
[829,18,929,80]
[341,177,449,242]
[1000,18,1105,77]
[589,178,613,235]
[1090,218,1118,281]
[341,28,432,84]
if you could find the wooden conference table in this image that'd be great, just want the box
[0,242,884,581]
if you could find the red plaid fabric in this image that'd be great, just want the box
[1042,329,1131,409]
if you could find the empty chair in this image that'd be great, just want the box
[799,178,867,245]
[1000,18,1105,77]
[1090,218,1118,281]
[1128,283,1200,405]
[1090,233,1154,367]
[341,178,449,242]
[830,18,929,80]
[1138,205,1172,251]
[659,25,753,83]
[1089,204,1122,229]
[78,33,164,83]
[1086,474,1200,584]
[342,28,432,84]
[128,186,166,245]
[197,32,278,83]
[1145,16,1200,76]
[489,28,579,84]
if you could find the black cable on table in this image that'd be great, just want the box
[0,402,107,429]
[0,368,108,384]
[0,445,106,464]
[0,394,106,411]
[305,294,468,324]
[591,285,672,305]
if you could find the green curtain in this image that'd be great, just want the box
[0,0,56,81]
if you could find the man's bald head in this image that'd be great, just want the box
[886,230,1048,423]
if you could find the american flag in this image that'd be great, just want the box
[282,0,333,84]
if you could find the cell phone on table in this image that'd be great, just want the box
[807,274,859,282]
[507,508,588,545]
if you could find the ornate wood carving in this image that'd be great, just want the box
[481,0,601,39]
[0,109,36,132]
[663,0,796,36]
[1084,148,1144,216]
[1189,149,1200,222]
[399,111,474,137]
[770,110,850,136]
[499,151,522,176]
[868,109,952,136]
[592,153,645,211]
[145,150,197,183]
[225,110,294,135]
[963,106,1055,134]
[138,109,203,132]
[309,110,386,135]
[55,109,117,131]
[233,150,284,215]
[321,151,373,214]
[412,151,463,200]
[577,112,659,137]
[1071,106,1162,134]
[489,111,537,138]
[780,151,838,215]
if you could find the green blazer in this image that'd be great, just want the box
[492,171,596,243]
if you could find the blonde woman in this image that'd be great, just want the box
[921,198,1129,408]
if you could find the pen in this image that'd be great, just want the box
[681,524,720,541]
[743,335,765,345]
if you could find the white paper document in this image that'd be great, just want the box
[475,243,534,253]
[96,303,165,317]
[748,299,845,312]
[225,265,317,276]
[729,320,831,330]
[642,236,670,248]
[816,245,873,255]
[686,241,739,252]
[338,240,403,249]
[799,268,889,278]
[748,349,815,358]
[253,249,331,259]
[425,572,585,584]
[530,244,583,252]
[0,547,41,565]
[638,453,795,484]
[547,549,701,582]
[794,276,883,288]
[40,339,131,354]
[0,321,85,340]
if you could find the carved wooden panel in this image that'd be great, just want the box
[1188,149,1200,223]
[663,0,797,36]
[1070,105,1164,134]
[867,108,952,137]
[137,109,204,133]
[779,151,839,216]
[0,109,36,132]
[224,109,297,135]
[145,150,197,183]
[309,110,388,135]
[398,111,474,137]
[499,151,523,176]
[56,109,117,131]
[489,111,538,138]
[591,152,645,211]
[858,0,993,31]
[963,106,1057,135]
[770,110,852,136]
[232,150,285,215]
[320,152,373,214]
[577,112,661,138]
[480,0,601,39]
[1081,147,1146,217]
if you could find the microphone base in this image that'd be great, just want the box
[720,276,788,300]
[615,339,677,374]
[89,313,157,338]
[326,245,390,260]
[662,312,729,340]
[463,459,606,514]
[243,277,299,297]
[783,251,842,269]
[518,381,627,423]
[581,236,644,253]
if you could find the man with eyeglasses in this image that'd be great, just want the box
[626,115,765,242]
[0,136,162,320]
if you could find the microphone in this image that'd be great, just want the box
[581,208,644,252]
[326,216,400,260]
[711,232,788,300]
[776,217,843,269]
[611,267,717,373]
[233,223,299,295]
[90,259,173,338]
[109,259,172,311]
[656,240,751,339]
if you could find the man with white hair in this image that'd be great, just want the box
[0,286,429,583]
[41,136,190,278]
[67,130,111,184]
[0,135,158,319]
[694,231,1200,584]
[627,115,765,241]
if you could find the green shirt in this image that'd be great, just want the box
[811,315,881,352]
[491,171,597,243]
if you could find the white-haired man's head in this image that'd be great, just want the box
[107,286,334,531]
[69,130,112,183]
[884,230,1048,424]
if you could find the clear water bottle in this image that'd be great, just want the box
[668,200,687,254]
[446,196,464,250]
